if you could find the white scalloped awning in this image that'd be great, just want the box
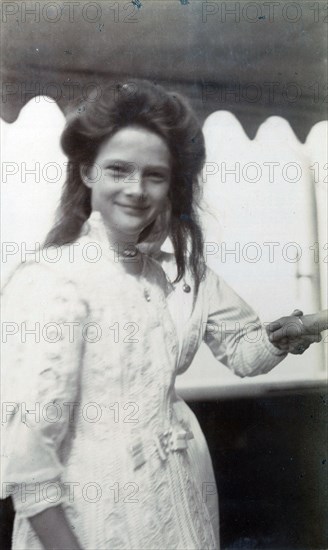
[1,0,326,141]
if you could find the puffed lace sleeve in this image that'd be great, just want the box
[0,262,87,517]
[203,268,287,377]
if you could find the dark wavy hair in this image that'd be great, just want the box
[45,79,206,290]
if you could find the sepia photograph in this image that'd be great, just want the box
[0,1,327,549]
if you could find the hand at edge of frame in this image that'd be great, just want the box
[266,309,323,355]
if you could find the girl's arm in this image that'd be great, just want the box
[29,506,83,550]
[204,269,288,377]
[1,263,87,540]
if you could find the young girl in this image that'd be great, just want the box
[1,80,324,550]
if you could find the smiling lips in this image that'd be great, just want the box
[116,202,150,211]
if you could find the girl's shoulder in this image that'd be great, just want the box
[155,252,220,291]
[1,257,88,320]
[2,252,78,292]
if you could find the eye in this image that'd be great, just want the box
[105,163,132,180]
[106,164,124,174]
[146,171,169,182]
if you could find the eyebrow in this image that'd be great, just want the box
[145,165,171,173]
[103,160,170,172]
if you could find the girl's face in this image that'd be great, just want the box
[82,126,171,242]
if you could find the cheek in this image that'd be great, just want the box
[96,178,117,197]
[153,183,170,203]
[153,196,169,213]
[91,182,116,208]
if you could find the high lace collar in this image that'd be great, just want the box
[82,210,139,263]
[81,211,174,297]
[84,210,117,246]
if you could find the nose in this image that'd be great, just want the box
[124,170,145,199]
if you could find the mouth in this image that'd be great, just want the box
[116,202,150,212]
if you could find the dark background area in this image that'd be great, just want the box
[1,389,327,549]
[1,0,327,140]
[190,390,327,549]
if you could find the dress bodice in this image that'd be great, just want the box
[1,211,285,549]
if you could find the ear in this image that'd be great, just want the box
[80,164,93,189]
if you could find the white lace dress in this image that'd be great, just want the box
[1,212,286,550]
